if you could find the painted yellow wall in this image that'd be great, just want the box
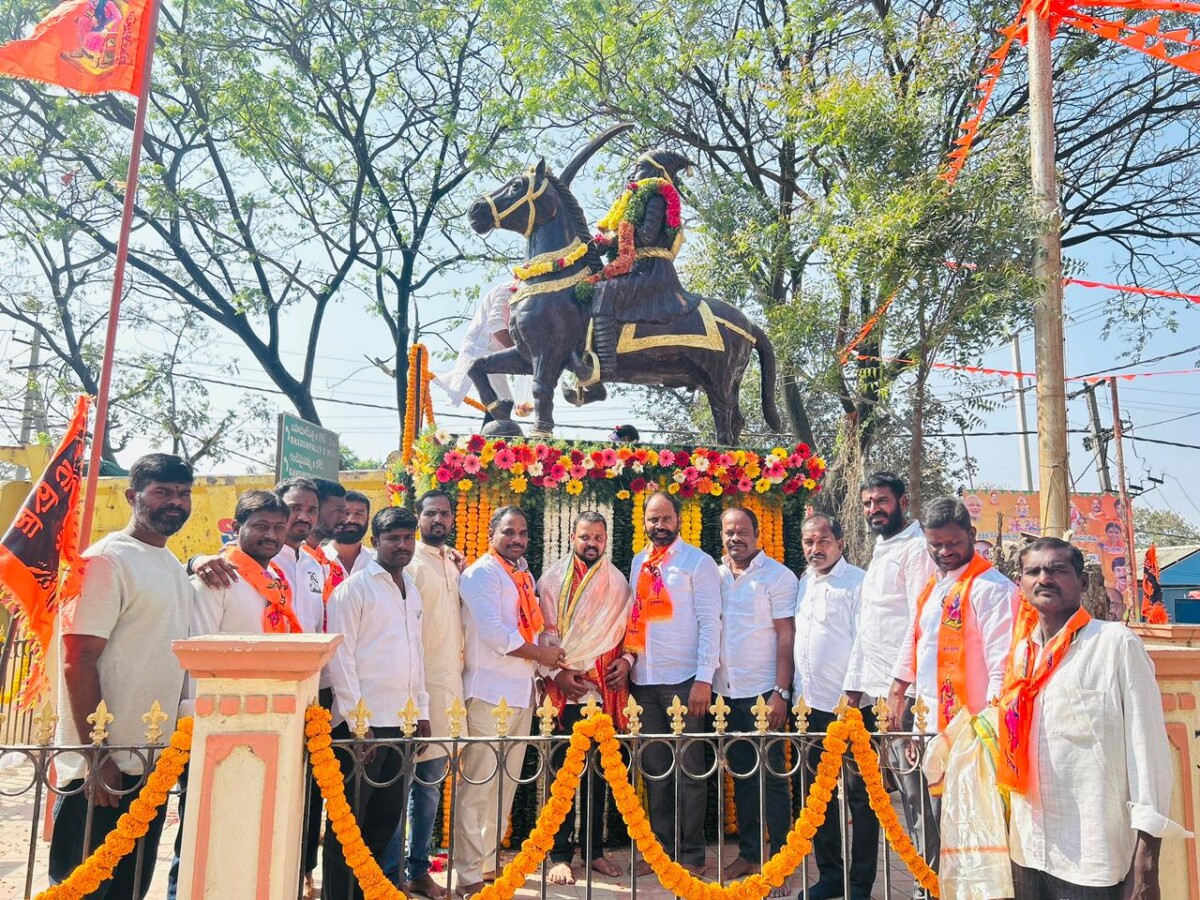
[84,471,395,561]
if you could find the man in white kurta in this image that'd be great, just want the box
[1000,538,1187,900]
[324,506,430,900]
[435,283,531,414]
[326,489,376,577]
[454,507,565,897]
[793,513,877,900]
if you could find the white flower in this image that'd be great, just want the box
[456,435,471,450]
[694,456,709,472]
[433,429,451,445]
[527,461,544,477]
[609,459,625,475]
[672,470,687,484]
[581,456,596,470]
[631,462,644,473]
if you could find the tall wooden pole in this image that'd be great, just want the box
[1109,377,1139,621]
[1028,11,1070,538]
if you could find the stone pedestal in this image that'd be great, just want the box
[172,634,341,900]
[1132,624,1200,900]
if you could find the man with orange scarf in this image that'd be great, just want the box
[887,497,1018,873]
[999,538,1186,900]
[455,506,567,898]
[536,510,633,884]
[622,490,721,877]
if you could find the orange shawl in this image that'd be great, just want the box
[996,599,1090,793]
[490,549,543,642]
[624,542,675,653]
[225,547,303,634]
[912,552,992,730]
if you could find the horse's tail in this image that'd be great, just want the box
[751,323,784,433]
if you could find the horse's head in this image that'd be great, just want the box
[469,159,560,238]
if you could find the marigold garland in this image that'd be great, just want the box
[402,344,434,468]
[36,718,194,900]
[513,239,590,280]
[304,705,940,900]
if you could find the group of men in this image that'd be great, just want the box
[47,454,1181,900]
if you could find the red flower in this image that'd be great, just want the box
[549,463,568,481]
[782,477,800,495]
[660,182,683,229]
[675,450,691,467]
[435,467,452,483]
[492,440,508,451]
[536,443,554,461]
[630,476,648,494]
[467,435,486,453]
[570,449,585,464]
[679,483,696,498]
[587,466,605,479]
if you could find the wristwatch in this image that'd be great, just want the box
[772,685,792,701]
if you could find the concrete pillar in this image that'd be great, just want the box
[172,634,341,900]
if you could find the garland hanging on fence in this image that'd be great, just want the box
[36,718,194,900]
[303,705,940,900]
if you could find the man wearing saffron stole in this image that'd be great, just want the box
[623,490,722,877]
[887,497,1018,874]
[455,506,567,898]
[1000,538,1186,900]
[536,510,633,884]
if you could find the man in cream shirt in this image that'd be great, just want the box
[454,506,565,898]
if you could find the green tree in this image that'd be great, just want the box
[1134,507,1200,549]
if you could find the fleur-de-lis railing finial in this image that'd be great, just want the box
[33,700,57,746]
[537,696,557,736]
[623,695,643,736]
[792,695,811,734]
[872,696,890,734]
[667,695,688,735]
[447,697,467,740]
[349,698,372,740]
[87,700,114,746]
[142,700,168,744]
[398,697,420,738]
[751,695,772,734]
[492,697,513,738]
[709,694,731,735]
[833,695,851,721]
[912,695,930,733]
[581,695,601,719]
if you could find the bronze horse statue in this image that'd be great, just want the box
[465,136,782,445]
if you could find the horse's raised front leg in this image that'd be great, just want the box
[468,348,531,437]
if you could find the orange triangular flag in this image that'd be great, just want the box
[1168,48,1200,71]
[0,0,155,96]
[1161,28,1194,44]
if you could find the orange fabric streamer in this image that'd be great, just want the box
[225,547,304,634]
[997,600,1091,793]
[839,292,896,365]
[0,0,155,96]
[623,543,675,653]
[911,553,993,730]
[489,549,544,643]
[1065,277,1200,304]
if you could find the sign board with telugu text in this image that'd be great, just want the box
[275,414,340,482]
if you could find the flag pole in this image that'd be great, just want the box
[77,0,164,545]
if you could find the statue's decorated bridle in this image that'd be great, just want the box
[483,168,547,238]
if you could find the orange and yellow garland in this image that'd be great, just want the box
[36,718,194,900]
[402,343,437,467]
[304,706,940,900]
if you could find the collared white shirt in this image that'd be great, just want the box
[893,558,1018,731]
[408,541,466,745]
[273,544,327,634]
[324,541,375,577]
[714,551,798,700]
[845,520,937,698]
[794,557,865,713]
[629,537,722,686]
[1009,619,1188,886]
[327,561,429,729]
[460,552,538,707]
[191,568,280,637]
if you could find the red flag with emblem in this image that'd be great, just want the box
[0,0,155,96]
[0,396,90,706]
[1142,543,1169,624]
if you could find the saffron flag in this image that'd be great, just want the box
[0,395,90,707]
[0,0,154,96]
[1142,543,1169,623]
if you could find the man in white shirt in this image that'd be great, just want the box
[793,514,876,900]
[49,454,195,899]
[326,489,375,577]
[455,506,565,898]
[379,489,464,899]
[621,490,722,877]
[887,497,1018,871]
[1000,538,1186,900]
[713,506,796,885]
[324,506,431,900]
[303,477,348,596]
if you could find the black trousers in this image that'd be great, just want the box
[322,724,411,900]
[550,703,608,864]
[724,696,792,863]
[49,773,169,899]
[808,707,880,895]
[1012,862,1122,900]
[631,679,707,868]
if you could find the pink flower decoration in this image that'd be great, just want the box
[494,448,516,469]
[600,448,618,467]
[737,477,753,493]
[570,465,587,480]
[765,462,786,480]
[444,451,464,466]
[719,453,735,468]
[435,467,452,484]
[536,444,554,461]
[550,463,568,481]
[658,450,676,467]
[463,454,482,474]
[683,466,700,482]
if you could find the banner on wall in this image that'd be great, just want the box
[965,490,1131,613]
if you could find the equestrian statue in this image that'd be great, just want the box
[465,128,782,445]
